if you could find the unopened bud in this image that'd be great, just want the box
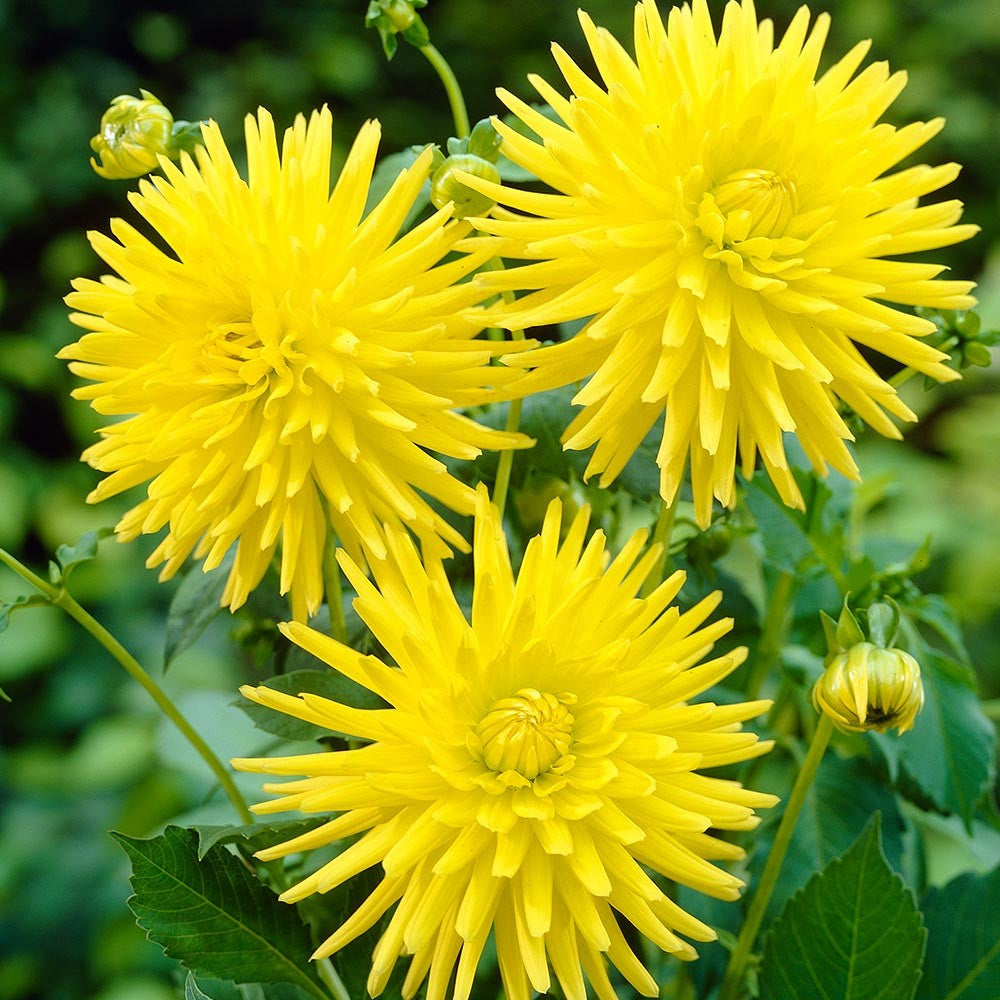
[90,90,175,179]
[431,154,500,219]
[812,642,924,734]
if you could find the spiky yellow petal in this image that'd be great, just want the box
[233,485,777,996]
[62,107,533,617]
[471,0,977,525]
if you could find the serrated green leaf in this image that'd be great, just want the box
[49,527,113,584]
[918,866,1000,1000]
[236,669,384,742]
[760,815,926,1000]
[164,550,235,668]
[873,645,996,825]
[185,973,217,1000]
[112,826,326,999]
[751,755,905,923]
[191,818,327,861]
[906,594,970,664]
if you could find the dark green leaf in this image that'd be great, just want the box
[875,645,996,825]
[918,865,1000,1000]
[112,826,326,998]
[906,594,970,664]
[760,816,925,1000]
[236,668,384,742]
[49,527,113,584]
[751,755,905,923]
[185,973,217,1000]
[190,819,327,861]
[164,550,235,668]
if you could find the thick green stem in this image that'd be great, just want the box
[0,547,253,824]
[640,499,676,598]
[718,713,835,1000]
[745,570,797,699]
[315,958,351,1000]
[493,397,523,519]
[419,43,470,139]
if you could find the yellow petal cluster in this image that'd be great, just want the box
[812,641,924,734]
[62,107,530,619]
[233,486,777,1000]
[470,0,978,525]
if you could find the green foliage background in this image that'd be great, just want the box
[0,1,998,999]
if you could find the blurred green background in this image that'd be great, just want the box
[0,1,997,998]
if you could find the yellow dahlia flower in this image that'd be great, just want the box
[62,107,529,619]
[470,0,978,525]
[233,486,777,1000]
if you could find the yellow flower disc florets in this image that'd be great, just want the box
[473,688,576,781]
[233,486,778,1000]
[468,0,978,526]
[62,107,530,619]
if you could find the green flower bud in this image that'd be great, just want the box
[812,642,924,734]
[90,90,175,180]
[365,0,429,60]
[430,154,500,219]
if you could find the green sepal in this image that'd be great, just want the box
[169,120,206,157]
[865,598,901,648]
[365,0,430,60]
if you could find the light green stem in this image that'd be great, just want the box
[0,546,253,824]
[745,570,797,699]
[419,43,470,139]
[315,958,351,1000]
[494,397,523,520]
[718,713,834,1000]
[639,499,676,598]
[981,698,1000,722]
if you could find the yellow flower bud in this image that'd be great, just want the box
[812,642,924,735]
[90,89,174,180]
[430,154,500,219]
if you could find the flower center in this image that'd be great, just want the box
[198,307,303,387]
[698,168,798,245]
[475,688,576,779]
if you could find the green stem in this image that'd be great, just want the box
[745,570,797,699]
[718,714,835,1000]
[494,398,523,520]
[0,547,253,824]
[889,335,959,389]
[419,43,470,139]
[640,499,677,598]
[323,539,348,644]
[315,958,351,1000]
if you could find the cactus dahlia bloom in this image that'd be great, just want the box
[232,487,777,1000]
[469,0,978,525]
[62,107,529,620]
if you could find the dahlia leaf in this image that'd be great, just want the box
[112,826,327,999]
[750,754,905,925]
[184,974,215,1000]
[0,592,51,633]
[760,815,925,1000]
[906,594,970,665]
[49,527,113,585]
[872,645,995,826]
[917,865,1000,999]
[235,668,384,742]
[191,818,328,861]
[164,549,235,668]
